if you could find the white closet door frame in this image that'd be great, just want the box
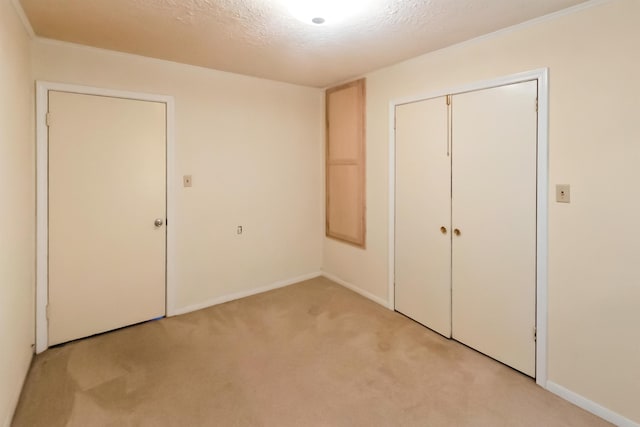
[387,68,549,387]
[35,81,177,354]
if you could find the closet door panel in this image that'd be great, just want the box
[395,97,451,337]
[451,81,537,376]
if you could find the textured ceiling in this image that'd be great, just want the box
[20,0,590,87]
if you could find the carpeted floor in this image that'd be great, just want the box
[13,277,610,426]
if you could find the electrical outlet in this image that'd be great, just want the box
[556,184,570,203]
[183,175,192,187]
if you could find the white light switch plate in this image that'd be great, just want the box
[556,184,570,203]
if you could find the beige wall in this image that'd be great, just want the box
[323,0,640,422]
[0,1,35,425]
[31,40,324,311]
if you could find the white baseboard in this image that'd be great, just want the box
[546,381,639,427]
[170,271,323,316]
[321,271,392,309]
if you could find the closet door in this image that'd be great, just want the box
[395,97,451,337]
[451,81,537,376]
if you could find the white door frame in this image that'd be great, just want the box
[387,68,549,387]
[35,81,177,354]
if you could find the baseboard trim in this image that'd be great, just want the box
[171,271,323,316]
[546,381,639,427]
[321,271,391,309]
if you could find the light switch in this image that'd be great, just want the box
[183,175,192,187]
[556,184,570,203]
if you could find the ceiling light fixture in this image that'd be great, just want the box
[285,0,366,26]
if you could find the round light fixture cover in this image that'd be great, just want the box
[285,0,366,25]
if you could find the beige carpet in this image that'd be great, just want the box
[13,277,610,426]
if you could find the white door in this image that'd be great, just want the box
[395,97,452,337]
[451,81,537,377]
[48,91,167,346]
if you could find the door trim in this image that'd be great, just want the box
[35,81,176,353]
[387,68,549,387]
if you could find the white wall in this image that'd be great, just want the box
[323,0,640,423]
[31,40,324,312]
[0,1,35,425]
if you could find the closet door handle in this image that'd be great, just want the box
[453,228,461,236]
[440,226,447,234]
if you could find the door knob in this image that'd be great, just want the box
[453,228,461,236]
[154,218,164,227]
[440,226,447,234]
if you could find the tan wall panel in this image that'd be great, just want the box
[328,85,361,161]
[326,79,366,247]
[327,164,363,242]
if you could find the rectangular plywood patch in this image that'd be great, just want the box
[326,79,366,247]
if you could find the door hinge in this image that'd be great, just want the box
[46,112,52,127]
[535,98,538,113]
[533,326,537,342]
[46,304,50,320]
[446,95,451,106]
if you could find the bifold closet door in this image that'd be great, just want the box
[451,81,537,377]
[395,97,452,337]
